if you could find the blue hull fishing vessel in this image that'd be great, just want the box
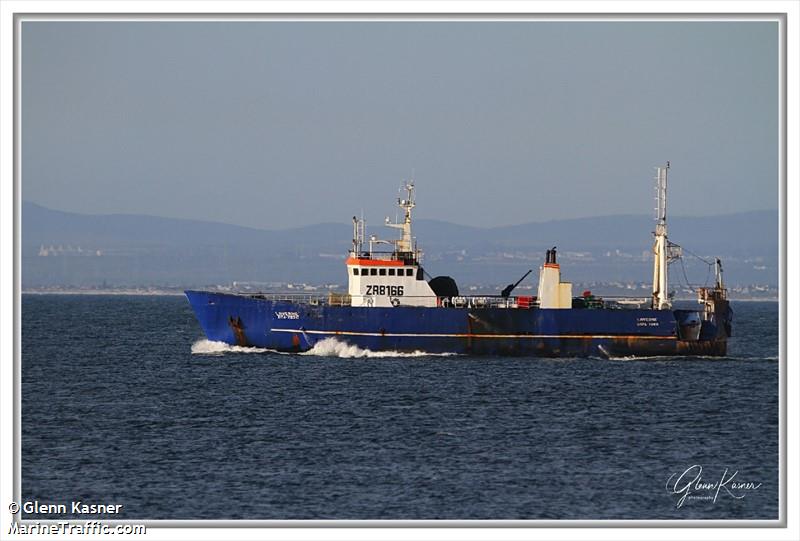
[186,164,731,357]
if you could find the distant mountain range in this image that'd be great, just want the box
[21,201,778,289]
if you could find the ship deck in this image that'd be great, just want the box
[227,292,654,310]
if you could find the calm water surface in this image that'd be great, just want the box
[21,295,779,520]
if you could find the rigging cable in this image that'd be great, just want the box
[669,242,714,289]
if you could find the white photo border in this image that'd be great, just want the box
[1,2,797,540]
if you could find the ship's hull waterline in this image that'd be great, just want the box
[185,290,728,357]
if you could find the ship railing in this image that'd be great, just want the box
[350,250,418,264]
[244,292,352,306]
[437,296,540,309]
[600,297,651,309]
[242,292,542,309]
[242,292,656,310]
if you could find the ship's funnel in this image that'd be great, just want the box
[537,248,572,309]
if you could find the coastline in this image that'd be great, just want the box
[20,289,780,302]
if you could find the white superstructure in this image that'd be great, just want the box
[347,182,437,307]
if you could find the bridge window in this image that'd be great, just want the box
[405,268,413,276]
[360,268,368,276]
[388,269,395,276]
[379,268,386,276]
[352,268,358,276]
[370,268,377,276]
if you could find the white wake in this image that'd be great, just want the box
[299,337,457,359]
[191,337,456,358]
[190,339,275,355]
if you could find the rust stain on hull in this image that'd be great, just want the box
[675,338,727,356]
[604,336,727,357]
[228,316,248,346]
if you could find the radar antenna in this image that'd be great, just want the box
[385,180,416,255]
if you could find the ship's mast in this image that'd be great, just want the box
[385,180,416,254]
[652,163,671,310]
[351,215,365,256]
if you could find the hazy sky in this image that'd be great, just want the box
[22,20,778,229]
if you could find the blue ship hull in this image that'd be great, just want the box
[185,290,729,357]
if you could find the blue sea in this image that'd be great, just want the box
[21,295,779,520]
